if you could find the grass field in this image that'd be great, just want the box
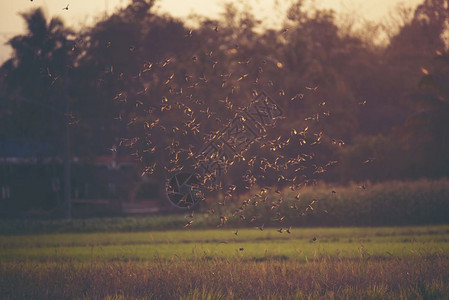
[1,225,449,299]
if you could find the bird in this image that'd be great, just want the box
[184,220,193,228]
[62,4,69,10]
[358,100,367,106]
[305,85,319,91]
[108,146,117,153]
[237,73,248,81]
[325,160,338,167]
[238,59,251,65]
[68,119,79,126]
[421,67,429,75]
[234,229,238,236]
[290,93,304,101]
[184,29,193,38]
[219,216,228,226]
[312,236,317,242]
[49,76,60,88]
[160,58,172,67]
[258,224,264,231]
[363,158,375,164]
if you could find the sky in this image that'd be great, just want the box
[0,0,422,63]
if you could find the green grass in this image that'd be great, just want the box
[1,225,449,298]
[1,225,448,262]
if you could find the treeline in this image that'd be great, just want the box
[0,0,448,192]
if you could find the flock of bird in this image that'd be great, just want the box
[34,2,373,236]
[104,26,375,235]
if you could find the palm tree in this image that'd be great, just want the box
[0,8,75,218]
[3,8,73,99]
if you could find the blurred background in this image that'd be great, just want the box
[0,0,448,221]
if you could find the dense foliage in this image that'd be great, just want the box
[1,0,448,211]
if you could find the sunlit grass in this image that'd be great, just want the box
[1,255,448,299]
[1,224,448,247]
[1,225,448,262]
[1,225,448,299]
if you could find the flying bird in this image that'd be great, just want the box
[358,100,367,106]
[305,85,319,91]
[363,158,375,164]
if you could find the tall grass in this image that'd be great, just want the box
[1,178,448,234]
[208,177,449,228]
[1,225,448,299]
[1,255,448,299]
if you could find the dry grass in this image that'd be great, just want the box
[1,255,448,299]
[1,178,448,299]
[1,225,449,299]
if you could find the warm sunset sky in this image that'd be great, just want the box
[0,0,422,62]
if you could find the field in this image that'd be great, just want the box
[1,225,449,299]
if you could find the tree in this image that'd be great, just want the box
[0,8,75,155]
[0,8,76,217]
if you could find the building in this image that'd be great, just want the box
[0,139,170,218]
